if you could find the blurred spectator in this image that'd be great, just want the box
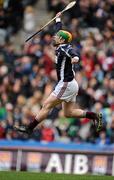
[95,128,110,145]
[3,0,24,34]
[107,114,114,144]
[40,120,57,142]
[0,121,6,139]
[23,6,36,33]
[46,0,68,13]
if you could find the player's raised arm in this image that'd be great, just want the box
[55,12,62,33]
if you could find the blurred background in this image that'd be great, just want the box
[0,0,114,175]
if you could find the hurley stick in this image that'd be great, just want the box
[25,1,76,42]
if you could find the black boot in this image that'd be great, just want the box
[94,113,103,132]
[14,125,33,135]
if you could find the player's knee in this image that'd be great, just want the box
[64,111,72,118]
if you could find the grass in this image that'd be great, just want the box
[0,171,114,180]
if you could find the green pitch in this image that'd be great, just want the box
[0,171,114,180]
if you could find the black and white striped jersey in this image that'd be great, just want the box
[55,21,79,82]
[55,44,78,82]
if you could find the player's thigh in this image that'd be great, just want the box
[43,93,62,109]
[62,101,76,114]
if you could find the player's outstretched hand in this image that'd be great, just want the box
[71,56,79,64]
[56,12,62,18]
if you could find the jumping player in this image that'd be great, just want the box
[15,13,102,134]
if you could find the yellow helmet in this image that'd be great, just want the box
[56,30,72,43]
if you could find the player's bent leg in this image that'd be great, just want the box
[14,94,62,134]
[35,94,62,122]
[62,101,103,132]
[62,101,85,118]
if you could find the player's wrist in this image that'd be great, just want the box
[55,17,61,22]
[55,12,62,22]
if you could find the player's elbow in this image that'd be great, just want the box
[64,111,72,118]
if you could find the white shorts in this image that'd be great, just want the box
[51,79,79,102]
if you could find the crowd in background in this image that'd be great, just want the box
[0,0,38,44]
[0,0,114,145]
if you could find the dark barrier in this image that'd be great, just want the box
[0,147,114,176]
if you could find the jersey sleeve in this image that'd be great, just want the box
[67,48,80,59]
[55,17,62,33]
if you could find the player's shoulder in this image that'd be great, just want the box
[58,44,73,54]
[66,44,74,52]
[61,44,72,50]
